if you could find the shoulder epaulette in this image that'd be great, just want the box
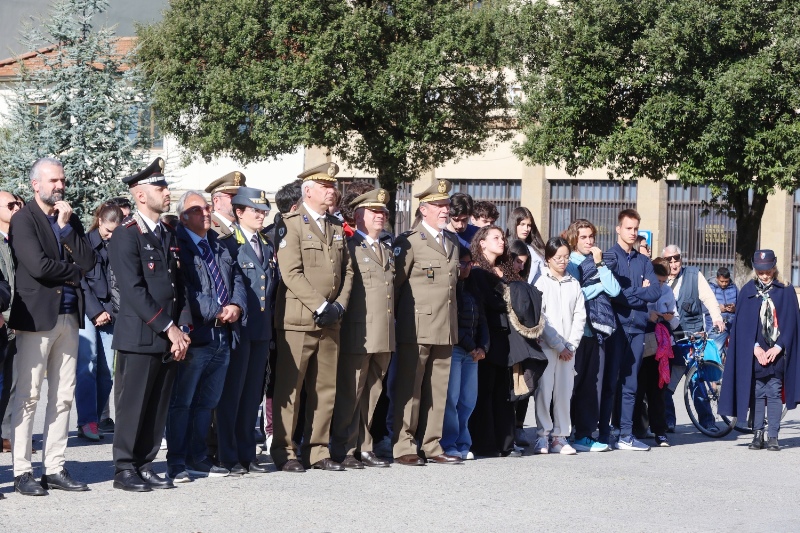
[219,232,235,240]
[282,211,300,220]
[400,230,417,237]
[123,219,137,228]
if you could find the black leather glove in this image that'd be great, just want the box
[314,302,344,328]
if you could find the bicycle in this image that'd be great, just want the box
[674,330,736,437]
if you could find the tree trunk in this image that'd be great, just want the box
[730,188,768,288]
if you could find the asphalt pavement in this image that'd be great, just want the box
[1,378,799,532]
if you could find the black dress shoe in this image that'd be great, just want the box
[222,463,248,475]
[113,470,152,492]
[279,459,306,473]
[138,469,175,489]
[15,472,47,496]
[246,461,269,474]
[427,453,463,464]
[311,458,345,471]
[767,437,780,451]
[340,456,364,469]
[42,468,89,491]
[361,451,390,467]
[394,454,425,466]
[749,430,765,450]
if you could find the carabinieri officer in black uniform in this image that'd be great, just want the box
[108,157,192,492]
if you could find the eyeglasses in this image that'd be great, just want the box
[665,254,681,263]
[184,205,212,215]
[550,256,569,264]
[459,261,472,268]
[2,201,21,211]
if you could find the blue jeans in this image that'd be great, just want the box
[601,329,645,437]
[440,346,478,455]
[167,328,230,468]
[76,320,114,426]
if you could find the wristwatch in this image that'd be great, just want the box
[179,325,191,335]
[595,261,605,268]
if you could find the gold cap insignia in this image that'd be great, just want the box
[327,165,336,177]
[234,172,241,186]
[437,181,447,194]
[377,190,387,204]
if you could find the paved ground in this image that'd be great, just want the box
[1,379,800,532]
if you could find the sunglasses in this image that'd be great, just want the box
[184,205,212,215]
[665,254,681,263]
[3,201,21,211]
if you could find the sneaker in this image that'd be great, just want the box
[549,436,577,455]
[615,434,651,451]
[187,459,229,478]
[461,451,475,460]
[78,422,100,441]
[655,435,670,447]
[98,418,115,433]
[514,428,530,447]
[504,447,523,457]
[533,436,549,455]
[160,437,168,451]
[573,436,610,453]
[167,469,193,483]
[261,433,273,454]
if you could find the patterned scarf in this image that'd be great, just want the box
[755,279,779,347]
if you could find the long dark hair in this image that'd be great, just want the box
[509,239,532,281]
[544,236,571,262]
[505,206,545,256]
[89,201,124,232]
[470,225,520,281]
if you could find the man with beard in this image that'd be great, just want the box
[108,158,191,491]
[270,162,354,472]
[205,171,246,237]
[391,180,461,465]
[9,157,92,495]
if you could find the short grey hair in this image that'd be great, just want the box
[176,190,206,215]
[301,180,314,196]
[662,244,681,256]
[29,157,63,183]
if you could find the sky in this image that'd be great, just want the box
[0,0,165,60]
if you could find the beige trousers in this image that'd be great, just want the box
[535,346,576,438]
[12,314,79,476]
[330,351,391,459]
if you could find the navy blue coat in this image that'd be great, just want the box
[603,244,661,334]
[81,229,114,322]
[176,224,248,348]
[719,279,800,421]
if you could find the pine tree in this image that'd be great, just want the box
[0,0,149,223]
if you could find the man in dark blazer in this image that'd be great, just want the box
[9,157,93,496]
[216,187,277,474]
[167,191,247,481]
[109,157,191,492]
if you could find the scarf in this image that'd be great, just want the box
[755,279,780,348]
[654,322,673,388]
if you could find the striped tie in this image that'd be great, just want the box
[198,240,230,306]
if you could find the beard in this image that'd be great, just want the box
[40,189,64,206]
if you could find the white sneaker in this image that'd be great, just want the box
[160,437,167,451]
[461,451,475,460]
[549,436,577,455]
[262,434,273,454]
[533,436,549,455]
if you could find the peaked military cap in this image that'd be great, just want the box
[205,171,246,194]
[232,186,271,212]
[349,188,389,212]
[414,179,451,203]
[122,157,168,187]
[298,162,339,183]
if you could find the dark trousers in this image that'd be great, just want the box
[0,336,14,439]
[515,398,529,428]
[113,351,178,472]
[754,376,782,439]
[572,335,603,440]
[632,356,668,436]
[468,360,514,456]
[217,337,270,466]
[601,328,645,437]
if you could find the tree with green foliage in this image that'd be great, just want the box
[136,0,514,224]
[0,0,148,223]
[514,0,800,280]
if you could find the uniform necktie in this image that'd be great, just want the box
[436,232,447,255]
[154,223,166,251]
[251,234,263,262]
[198,239,230,306]
[373,242,383,263]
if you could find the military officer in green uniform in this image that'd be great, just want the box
[330,188,394,469]
[205,171,247,237]
[271,162,354,472]
[391,180,461,465]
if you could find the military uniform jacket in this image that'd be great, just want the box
[109,213,189,355]
[210,213,234,236]
[224,226,278,341]
[394,227,458,345]
[274,204,354,332]
[340,232,395,354]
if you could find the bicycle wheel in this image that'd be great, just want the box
[683,361,735,438]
